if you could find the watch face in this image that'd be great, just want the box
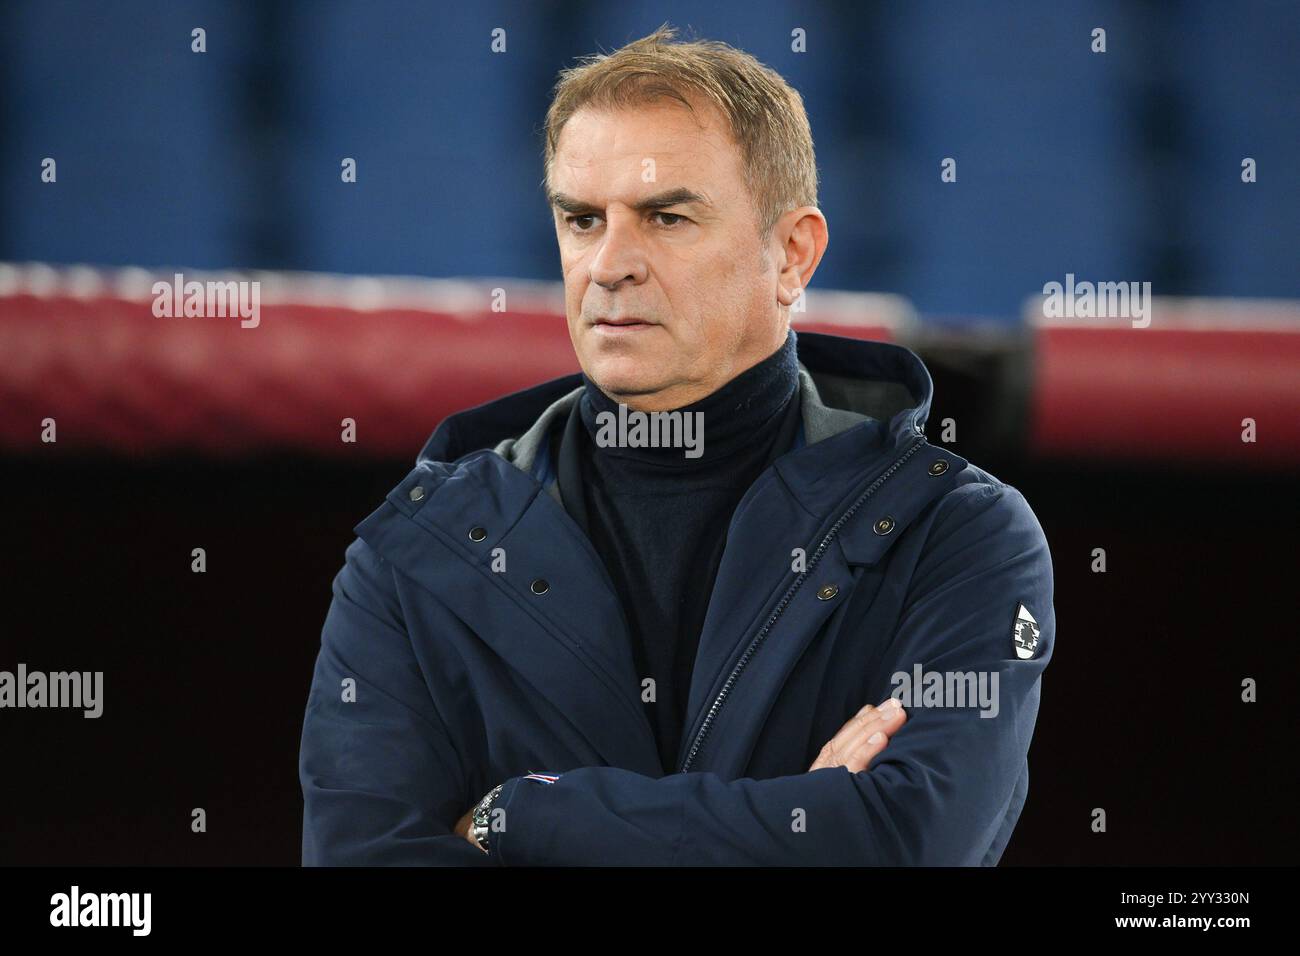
[471,785,503,849]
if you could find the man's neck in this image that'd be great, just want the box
[593,334,793,413]
[578,329,800,465]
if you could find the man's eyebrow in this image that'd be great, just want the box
[547,188,712,214]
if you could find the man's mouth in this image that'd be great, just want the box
[592,317,655,333]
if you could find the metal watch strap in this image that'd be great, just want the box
[470,783,505,852]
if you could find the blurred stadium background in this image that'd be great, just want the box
[1,1,1297,865]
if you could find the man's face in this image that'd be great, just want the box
[548,98,790,411]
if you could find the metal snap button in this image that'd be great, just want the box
[409,486,425,501]
[873,516,895,535]
[928,459,949,476]
[530,579,549,595]
[468,527,487,542]
[817,584,839,601]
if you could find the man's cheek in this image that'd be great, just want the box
[560,250,586,284]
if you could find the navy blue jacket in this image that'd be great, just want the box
[298,330,1055,866]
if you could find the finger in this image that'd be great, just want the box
[826,697,905,753]
[834,704,907,769]
[838,726,892,774]
[809,702,907,771]
[870,700,907,734]
[842,707,908,772]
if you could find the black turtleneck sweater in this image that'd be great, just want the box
[554,330,803,773]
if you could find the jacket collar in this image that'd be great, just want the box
[410,331,955,577]
[418,330,936,481]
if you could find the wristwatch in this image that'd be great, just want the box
[470,783,505,853]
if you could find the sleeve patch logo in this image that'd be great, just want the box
[1012,603,1040,659]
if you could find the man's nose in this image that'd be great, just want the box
[588,210,648,289]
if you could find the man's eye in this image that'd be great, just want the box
[564,211,687,231]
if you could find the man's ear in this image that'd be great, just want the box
[773,206,829,307]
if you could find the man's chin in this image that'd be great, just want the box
[581,357,669,402]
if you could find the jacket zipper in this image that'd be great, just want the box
[679,436,927,773]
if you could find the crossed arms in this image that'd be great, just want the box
[299,482,1052,866]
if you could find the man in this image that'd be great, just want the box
[298,25,1054,866]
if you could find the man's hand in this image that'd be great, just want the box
[808,697,908,772]
[453,806,485,852]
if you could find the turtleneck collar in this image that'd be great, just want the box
[578,329,800,468]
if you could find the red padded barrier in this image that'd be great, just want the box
[0,267,905,458]
[1028,302,1300,468]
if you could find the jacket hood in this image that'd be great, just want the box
[416,330,936,475]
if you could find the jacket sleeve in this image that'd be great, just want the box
[490,482,1054,866]
[299,536,492,866]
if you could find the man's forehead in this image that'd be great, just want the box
[553,102,739,183]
